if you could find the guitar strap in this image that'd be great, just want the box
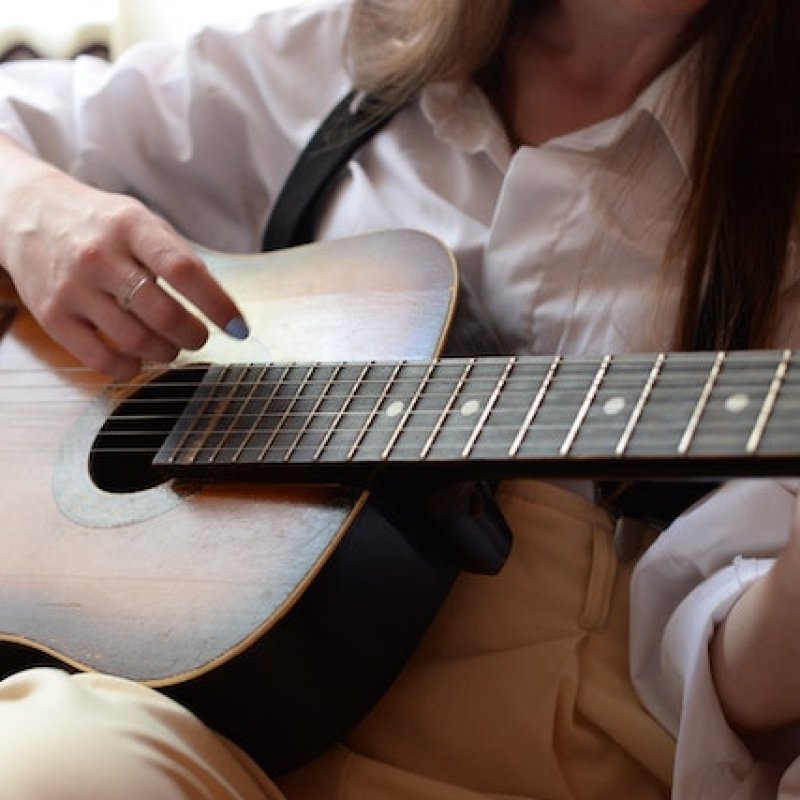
[261,91,391,253]
[259,89,717,565]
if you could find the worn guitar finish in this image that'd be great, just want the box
[0,230,460,773]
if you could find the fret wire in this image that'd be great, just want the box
[167,364,232,465]
[312,362,371,461]
[284,363,343,462]
[381,360,437,461]
[419,358,476,460]
[206,364,255,463]
[256,363,316,461]
[508,355,561,457]
[615,352,665,456]
[231,364,292,462]
[346,361,404,461]
[560,355,612,456]
[678,351,725,455]
[746,349,792,454]
[462,356,517,458]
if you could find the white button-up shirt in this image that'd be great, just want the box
[1,1,798,795]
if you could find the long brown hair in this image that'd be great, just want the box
[675,0,800,349]
[346,0,800,351]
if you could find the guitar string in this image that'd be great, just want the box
[2,358,798,455]
[0,364,796,395]
[3,374,799,413]
[0,352,795,382]
[4,402,798,456]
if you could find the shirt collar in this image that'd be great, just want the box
[631,49,695,176]
[419,79,515,169]
[419,49,696,177]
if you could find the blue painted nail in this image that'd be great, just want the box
[225,316,250,340]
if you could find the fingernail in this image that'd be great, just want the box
[225,316,250,340]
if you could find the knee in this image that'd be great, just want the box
[0,668,181,799]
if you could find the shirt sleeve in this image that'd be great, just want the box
[0,0,354,252]
[630,478,799,798]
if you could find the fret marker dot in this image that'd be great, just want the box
[603,396,626,416]
[461,399,481,417]
[725,393,750,414]
[386,401,405,418]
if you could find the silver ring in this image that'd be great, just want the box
[117,269,151,311]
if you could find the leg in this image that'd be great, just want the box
[0,668,283,800]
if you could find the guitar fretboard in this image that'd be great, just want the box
[153,349,800,482]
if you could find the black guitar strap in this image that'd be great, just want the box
[261,91,392,253]
[259,89,716,565]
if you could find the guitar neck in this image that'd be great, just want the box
[153,349,800,483]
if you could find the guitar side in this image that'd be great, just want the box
[0,230,459,772]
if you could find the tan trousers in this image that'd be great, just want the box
[0,480,674,799]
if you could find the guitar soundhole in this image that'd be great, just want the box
[89,367,206,493]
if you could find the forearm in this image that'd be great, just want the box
[0,133,73,264]
[711,538,800,733]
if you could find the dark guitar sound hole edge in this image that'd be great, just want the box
[89,367,208,494]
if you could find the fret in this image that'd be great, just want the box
[678,351,725,454]
[311,362,402,464]
[509,355,561,457]
[418,359,475,460]
[620,354,719,456]
[462,357,517,458]
[217,363,271,462]
[684,350,785,455]
[513,357,608,459]
[163,364,234,465]
[564,356,663,457]
[350,361,446,463]
[380,360,437,461]
[200,364,257,464]
[615,353,665,456]
[256,364,317,461]
[560,355,611,456]
[747,349,793,453]
[230,364,293,463]
[312,362,371,461]
[346,362,404,461]
[422,358,512,461]
[283,363,343,462]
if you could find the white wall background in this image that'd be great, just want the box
[0,0,293,58]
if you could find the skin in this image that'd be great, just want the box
[0,134,245,381]
[503,0,709,145]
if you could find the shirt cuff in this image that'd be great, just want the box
[663,558,775,797]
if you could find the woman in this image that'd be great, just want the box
[0,0,798,797]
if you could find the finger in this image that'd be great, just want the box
[111,266,210,352]
[91,292,181,365]
[57,314,143,381]
[130,225,249,340]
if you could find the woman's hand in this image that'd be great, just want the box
[0,135,248,380]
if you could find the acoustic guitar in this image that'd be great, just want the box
[0,229,798,772]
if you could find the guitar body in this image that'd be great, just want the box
[0,230,461,772]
